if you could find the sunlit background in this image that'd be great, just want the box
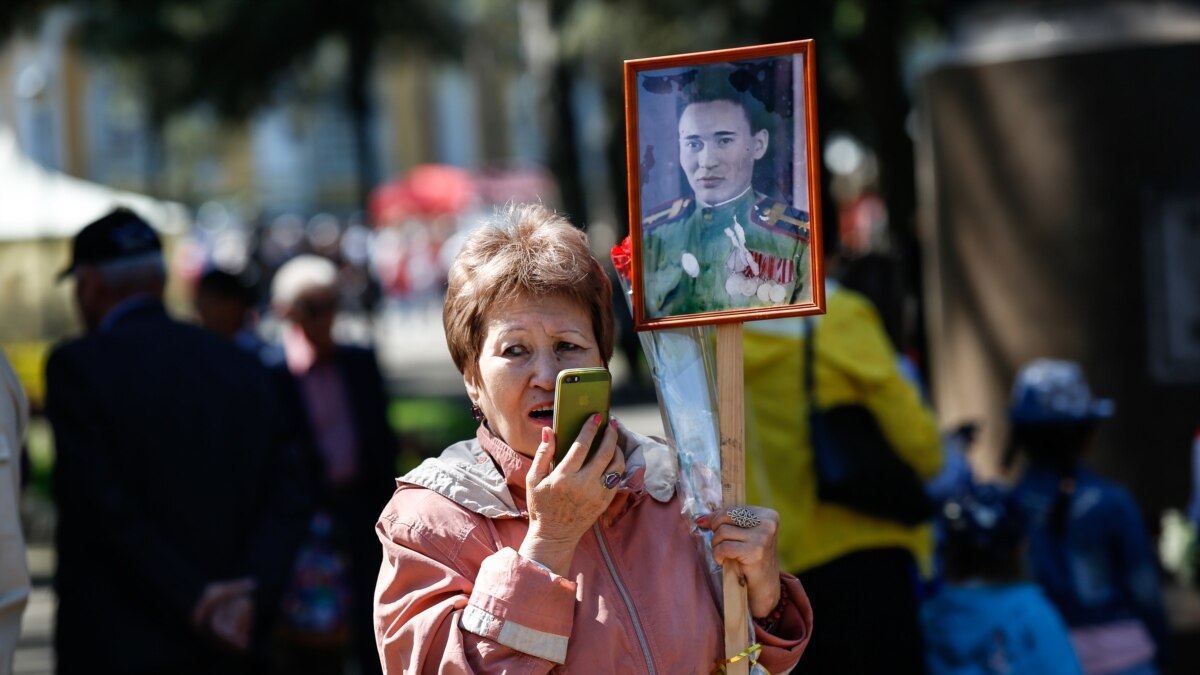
[4,1,1200,671]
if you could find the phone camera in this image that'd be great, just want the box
[566,376,579,383]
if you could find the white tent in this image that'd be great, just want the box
[0,123,190,240]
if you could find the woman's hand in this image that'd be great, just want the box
[697,506,783,619]
[519,415,624,575]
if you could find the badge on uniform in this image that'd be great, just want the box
[723,217,795,302]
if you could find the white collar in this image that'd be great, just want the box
[697,184,753,209]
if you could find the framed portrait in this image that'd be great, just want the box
[624,40,825,331]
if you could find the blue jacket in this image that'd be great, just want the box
[1016,464,1169,659]
[922,582,1082,674]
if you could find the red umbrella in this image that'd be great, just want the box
[404,164,476,215]
[368,179,418,226]
[370,164,476,226]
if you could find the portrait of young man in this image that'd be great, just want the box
[638,61,812,320]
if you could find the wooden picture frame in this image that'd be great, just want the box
[625,40,824,331]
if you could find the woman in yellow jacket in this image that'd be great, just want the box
[744,280,942,674]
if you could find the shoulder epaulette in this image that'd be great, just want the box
[642,197,695,231]
[751,198,810,241]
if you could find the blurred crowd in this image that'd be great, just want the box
[175,205,467,332]
[0,204,1197,675]
[171,164,555,336]
[6,208,404,675]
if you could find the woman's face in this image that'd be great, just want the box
[465,294,602,458]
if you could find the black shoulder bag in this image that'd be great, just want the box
[804,317,933,526]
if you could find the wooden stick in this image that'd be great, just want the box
[717,322,750,675]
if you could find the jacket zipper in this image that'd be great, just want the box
[593,522,658,675]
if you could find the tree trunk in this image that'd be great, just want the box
[518,0,586,224]
[347,22,378,211]
[549,59,586,224]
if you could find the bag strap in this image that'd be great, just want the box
[803,316,815,411]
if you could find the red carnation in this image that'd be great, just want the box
[610,236,632,281]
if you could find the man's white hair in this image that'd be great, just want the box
[271,254,339,308]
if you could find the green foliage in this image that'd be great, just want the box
[833,0,867,38]
[24,416,55,500]
[388,396,477,472]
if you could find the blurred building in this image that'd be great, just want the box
[917,0,1200,514]
[0,7,555,219]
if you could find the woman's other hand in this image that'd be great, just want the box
[519,416,623,575]
[696,506,783,619]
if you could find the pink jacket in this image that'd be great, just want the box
[374,424,811,673]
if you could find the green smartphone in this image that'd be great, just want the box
[552,367,612,463]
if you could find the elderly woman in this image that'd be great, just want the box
[373,204,812,673]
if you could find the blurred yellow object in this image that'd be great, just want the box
[1,341,50,412]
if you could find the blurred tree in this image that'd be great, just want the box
[517,0,587,224]
[3,0,464,203]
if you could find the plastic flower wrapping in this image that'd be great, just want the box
[610,238,724,571]
[612,237,767,671]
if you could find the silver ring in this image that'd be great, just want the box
[602,472,622,490]
[728,507,760,529]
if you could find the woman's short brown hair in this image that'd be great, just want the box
[443,203,614,378]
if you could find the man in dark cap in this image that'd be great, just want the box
[56,207,169,333]
[45,207,311,674]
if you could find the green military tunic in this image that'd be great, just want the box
[642,188,810,318]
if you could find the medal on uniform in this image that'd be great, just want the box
[681,252,700,278]
[724,219,762,299]
[723,216,800,304]
[756,281,787,303]
[725,274,760,297]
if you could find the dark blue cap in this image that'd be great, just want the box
[58,207,162,280]
[1009,358,1114,426]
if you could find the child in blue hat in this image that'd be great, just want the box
[1007,359,1169,675]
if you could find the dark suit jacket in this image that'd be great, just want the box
[46,300,310,673]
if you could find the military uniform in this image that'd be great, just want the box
[642,188,810,318]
